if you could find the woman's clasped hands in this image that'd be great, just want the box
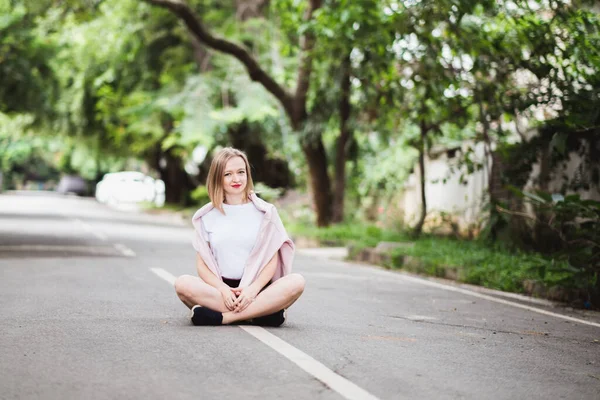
[219,286,237,311]
[219,285,259,313]
[231,286,259,313]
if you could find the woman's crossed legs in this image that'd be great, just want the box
[174,274,305,325]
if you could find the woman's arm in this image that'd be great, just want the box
[250,252,278,292]
[196,253,229,290]
[196,253,238,310]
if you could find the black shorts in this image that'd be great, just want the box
[222,278,271,292]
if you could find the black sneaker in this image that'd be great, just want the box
[253,309,286,327]
[190,305,223,326]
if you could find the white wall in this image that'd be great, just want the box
[401,139,599,234]
[401,142,489,232]
[526,143,600,202]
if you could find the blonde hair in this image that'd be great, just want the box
[206,147,254,213]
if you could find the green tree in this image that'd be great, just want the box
[142,0,395,225]
[0,1,58,124]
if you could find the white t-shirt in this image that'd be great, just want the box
[201,202,264,279]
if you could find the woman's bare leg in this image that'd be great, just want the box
[221,273,305,325]
[174,275,229,313]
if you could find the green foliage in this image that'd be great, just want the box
[190,185,209,206]
[56,145,76,175]
[254,182,284,203]
[517,191,600,301]
[354,134,419,198]
[287,212,593,302]
[390,237,572,293]
[287,222,408,248]
[2,0,599,303]
[0,1,58,119]
[0,112,61,189]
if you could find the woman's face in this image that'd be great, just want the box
[222,156,247,199]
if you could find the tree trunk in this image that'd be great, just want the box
[413,127,427,237]
[332,55,351,223]
[302,136,332,227]
[151,142,193,206]
[161,149,190,205]
[154,115,193,205]
[480,103,509,241]
[95,133,103,183]
[533,142,557,251]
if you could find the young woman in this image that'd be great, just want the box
[174,147,305,326]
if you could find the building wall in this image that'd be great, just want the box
[526,145,600,202]
[400,139,599,234]
[401,142,490,233]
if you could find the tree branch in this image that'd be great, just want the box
[293,0,322,126]
[144,0,295,120]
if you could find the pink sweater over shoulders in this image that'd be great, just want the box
[191,192,295,288]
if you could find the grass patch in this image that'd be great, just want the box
[286,221,576,295]
[286,222,408,247]
[392,237,576,293]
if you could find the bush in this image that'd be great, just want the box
[190,185,210,206]
[254,182,284,203]
[390,237,571,293]
[519,192,600,303]
[287,223,408,247]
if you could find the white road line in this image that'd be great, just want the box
[0,245,118,255]
[72,218,134,258]
[149,267,380,400]
[114,243,136,257]
[368,268,600,329]
[73,218,108,241]
[94,231,108,241]
[240,326,380,400]
[150,267,177,285]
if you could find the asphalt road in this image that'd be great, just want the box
[1,192,599,400]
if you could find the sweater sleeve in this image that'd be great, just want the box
[191,219,222,279]
[192,217,210,252]
[192,231,203,253]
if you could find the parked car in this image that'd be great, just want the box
[95,172,165,206]
[56,175,88,196]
